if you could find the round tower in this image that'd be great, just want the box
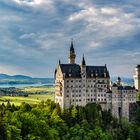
[134,65,140,91]
[117,77,121,86]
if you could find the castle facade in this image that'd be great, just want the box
[54,41,137,120]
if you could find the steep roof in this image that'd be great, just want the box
[70,41,75,53]
[58,64,109,78]
[118,86,135,90]
[112,84,136,90]
[86,66,109,78]
[59,64,81,78]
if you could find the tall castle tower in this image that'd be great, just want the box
[68,40,76,64]
[134,65,140,91]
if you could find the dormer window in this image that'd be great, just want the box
[96,72,98,77]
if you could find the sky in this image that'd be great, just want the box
[0,0,140,78]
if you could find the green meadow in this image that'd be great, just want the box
[0,85,55,105]
[0,94,54,106]
[20,85,54,94]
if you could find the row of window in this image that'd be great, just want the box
[65,93,136,98]
[66,93,107,98]
[66,89,107,93]
[67,79,108,83]
[112,98,135,101]
[55,98,135,103]
[114,90,135,94]
[66,84,107,88]
[108,94,135,98]
[72,98,107,102]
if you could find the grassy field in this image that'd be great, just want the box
[20,85,54,94]
[0,85,55,105]
[0,94,54,106]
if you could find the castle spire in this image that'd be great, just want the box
[81,54,86,66]
[59,59,61,65]
[70,39,75,53]
[68,39,76,64]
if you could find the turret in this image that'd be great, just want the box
[134,65,140,91]
[68,40,76,64]
[117,77,121,86]
[81,54,86,78]
[59,59,61,65]
[81,54,86,67]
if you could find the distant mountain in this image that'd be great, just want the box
[0,74,32,80]
[12,75,32,79]
[0,74,11,79]
[0,74,54,85]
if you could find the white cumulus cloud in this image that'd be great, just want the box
[11,0,54,10]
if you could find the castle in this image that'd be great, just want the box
[54,41,137,120]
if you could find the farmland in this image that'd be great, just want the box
[0,85,55,105]
[0,94,54,105]
[20,85,54,94]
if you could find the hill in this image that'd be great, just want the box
[0,73,54,85]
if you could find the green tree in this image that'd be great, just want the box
[0,113,7,140]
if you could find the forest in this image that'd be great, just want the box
[0,100,140,140]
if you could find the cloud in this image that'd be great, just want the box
[11,0,52,6]
[101,7,118,15]
[12,0,43,5]
[0,65,22,75]
[0,0,140,77]
[69,6,140,37]
[19,33,36,39]
[69,7,97,21]
[67,2,140,60]
[11,0,55,12]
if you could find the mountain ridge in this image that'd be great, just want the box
[0,73,54,85]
